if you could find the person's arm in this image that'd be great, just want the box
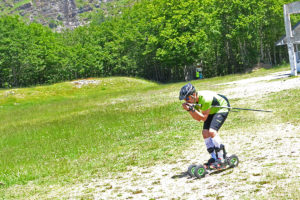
[182,103,210,121]
[188,109,210,121]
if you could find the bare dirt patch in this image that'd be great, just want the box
[218,71,300,99]
[72,79,101,88]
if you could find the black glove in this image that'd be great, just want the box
[186,103,195,112]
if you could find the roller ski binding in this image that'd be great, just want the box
[187,146,239,179]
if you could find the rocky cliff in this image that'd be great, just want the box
[0,0,116,31]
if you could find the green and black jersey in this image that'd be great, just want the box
[194,91,229,114]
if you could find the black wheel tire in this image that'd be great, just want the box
[227,154,239,168]
[194,165,207,178]
[187,164,197,177]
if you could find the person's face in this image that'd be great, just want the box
[185,94,195,103]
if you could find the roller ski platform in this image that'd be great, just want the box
[187,154,239,178]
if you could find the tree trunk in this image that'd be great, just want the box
[267,44,272,65]
[260,28,264,62]
[274,45,277,65]
[225,40,232,74]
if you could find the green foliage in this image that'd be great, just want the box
[0,0,297,87]
[0,16,68,87]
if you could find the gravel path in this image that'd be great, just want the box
[44,71,300,199]
[219,71,300,99]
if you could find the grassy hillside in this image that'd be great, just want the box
[0,65,299,199]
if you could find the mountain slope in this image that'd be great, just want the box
[0,0,130,31]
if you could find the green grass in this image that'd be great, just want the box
[0,65,298,199]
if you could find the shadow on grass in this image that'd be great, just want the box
[171,171,190,179]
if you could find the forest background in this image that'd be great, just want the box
[0,0,299,88]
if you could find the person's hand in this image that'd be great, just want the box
[182,103,193,111]
[182,103,189,111]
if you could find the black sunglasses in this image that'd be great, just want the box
[185,95,192,101]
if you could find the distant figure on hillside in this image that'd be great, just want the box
[179,83,230,169]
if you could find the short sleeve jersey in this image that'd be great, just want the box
[194,91,229,114]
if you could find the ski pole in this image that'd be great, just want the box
[190,104,272,113]
[211,106,273,113]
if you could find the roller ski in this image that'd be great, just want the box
[187,146,239,179]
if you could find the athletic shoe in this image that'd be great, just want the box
[211,158,226,170]
[204,157,216,169]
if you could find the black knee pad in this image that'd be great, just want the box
[220,144,225,151]
[215,145,226,154]
[207,147,214,153]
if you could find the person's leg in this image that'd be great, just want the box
[208,129,224,160]
[203,115,217,162]
[208,112,229,161]
[202,129,217,161]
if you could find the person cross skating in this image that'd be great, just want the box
[179,83,230,169]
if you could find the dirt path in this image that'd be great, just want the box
[219,71,300,99]
[45,71,300,200]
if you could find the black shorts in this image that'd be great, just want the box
[203,112,229,131]
[203,94,230,131]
